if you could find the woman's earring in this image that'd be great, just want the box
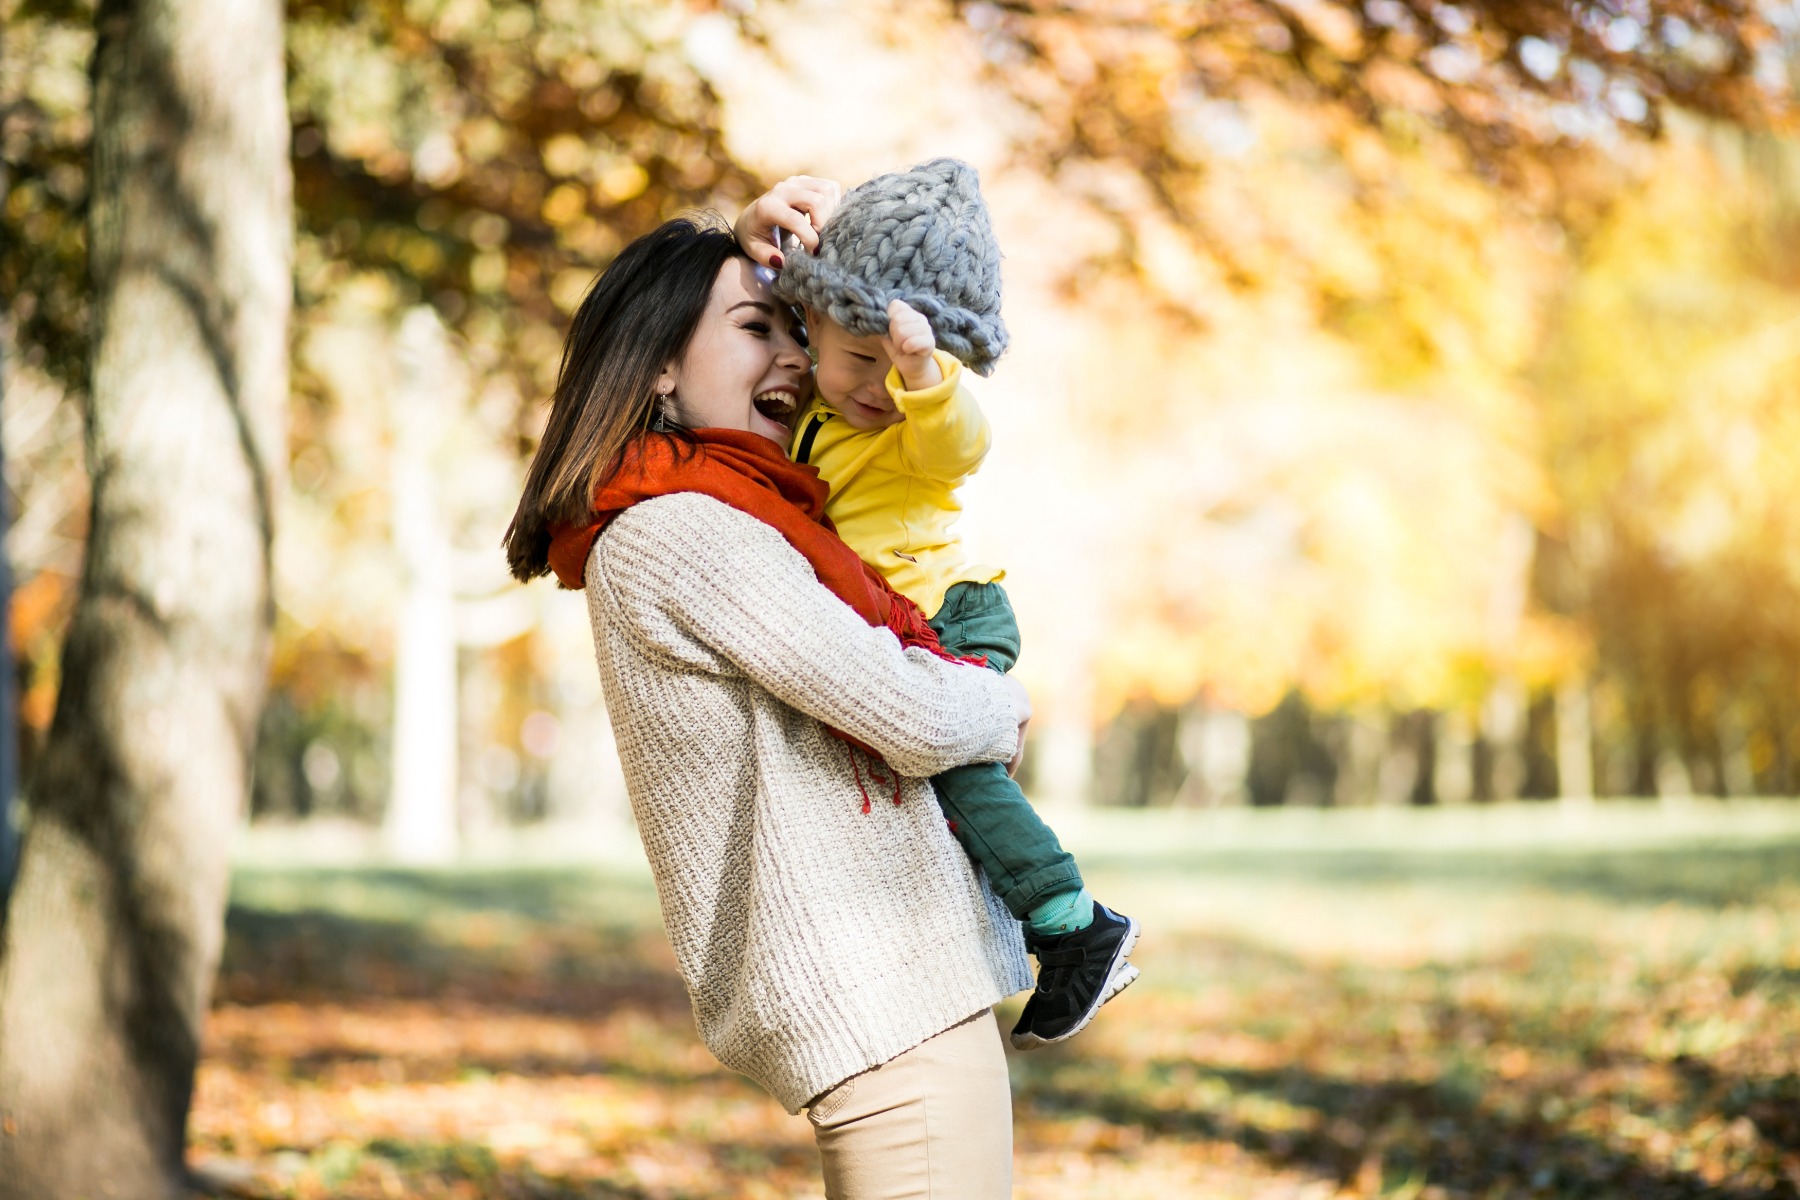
[652,391,671,432]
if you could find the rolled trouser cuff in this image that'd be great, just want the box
[999,860,1086,922]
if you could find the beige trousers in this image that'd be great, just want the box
[805,1010,1013,1199]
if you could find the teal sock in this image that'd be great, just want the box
[1026,887,1094,937]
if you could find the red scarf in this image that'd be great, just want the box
[547,429,984,809]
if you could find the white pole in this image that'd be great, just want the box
[383,308,460,864]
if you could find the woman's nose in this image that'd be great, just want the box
[775,337,810,371]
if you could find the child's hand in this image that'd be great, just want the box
[1001,675,1032,777]
[881,299,944,392]
[734,176,842,269]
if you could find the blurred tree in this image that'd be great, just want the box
[0,0,1794,885]
[282,0,761,403]
[1,2,95,788]
[0,0,290,1195]
[0,329,16,902]
[271,0,763,837]
[383,306,461,863]
[1534,118,1800,796]
[916,0,1793,798]
[2,0,763,831]
[954,0,1792,219]
[4,0,762,397]
[932,0,1794,376]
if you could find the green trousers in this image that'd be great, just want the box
[929,582,1084,918]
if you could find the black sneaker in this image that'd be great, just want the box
[1009,902,1139,1050]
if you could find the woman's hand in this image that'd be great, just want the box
[734,176,843,268]
[1000,674,1032,777]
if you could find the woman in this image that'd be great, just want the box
[505,212,1033,1198]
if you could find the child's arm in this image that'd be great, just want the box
[883,300,992,483]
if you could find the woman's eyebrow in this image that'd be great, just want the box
[727,301,773,315]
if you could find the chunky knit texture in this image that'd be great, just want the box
[774,158,1009,375]
[582,492,1033,1113]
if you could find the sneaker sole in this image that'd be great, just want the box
[1009,917,1140,1051]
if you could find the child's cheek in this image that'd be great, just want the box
[816,359,854,408]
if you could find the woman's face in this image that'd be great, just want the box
[662,257,811,444]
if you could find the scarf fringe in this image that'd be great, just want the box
[845,741,904,815]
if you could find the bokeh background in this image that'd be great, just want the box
[7,0,1800,1197]
[10,0,1800,835]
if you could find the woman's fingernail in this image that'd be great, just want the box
[770,254,784,269]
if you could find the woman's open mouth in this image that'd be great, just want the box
[752,389,798,423]
[748,388,798,441]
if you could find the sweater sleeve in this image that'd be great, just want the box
[887,352,991,484]
[590,493,1021,778]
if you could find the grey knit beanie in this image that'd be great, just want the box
[774,158,1008,375]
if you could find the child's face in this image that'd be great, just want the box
[805,307,905,431]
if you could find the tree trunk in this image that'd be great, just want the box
[0,316,18,910]
[382,308,459,864]
[1406,710,1439,806]
[1761,698,1794,796]
[1521,692,1559,799]
[1629,710,1660,796]
[1555,678,1594,802]
[0,0,289,1192]
[1432,709,1474,805]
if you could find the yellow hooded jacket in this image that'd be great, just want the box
[789,350,1004,619]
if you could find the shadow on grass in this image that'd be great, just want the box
[1007,917,1799,1198]
[190,1143,647,1199]
[205,1035,730,1091]
[1669,1056,1800,1158]
[194,1132,818,1199]
[1017,1059,1792,1200]
[218,899,688,1019]
[1082,839,1800,908]
[214,863,1799,1196]
[1141,926,1647,1053]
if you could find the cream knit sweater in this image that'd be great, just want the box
[582,492,1033,1113]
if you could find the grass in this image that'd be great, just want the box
[195,800,1800,1198]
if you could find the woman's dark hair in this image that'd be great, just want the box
[505,214,747,580]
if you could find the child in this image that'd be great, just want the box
[741,159,1139,1049]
